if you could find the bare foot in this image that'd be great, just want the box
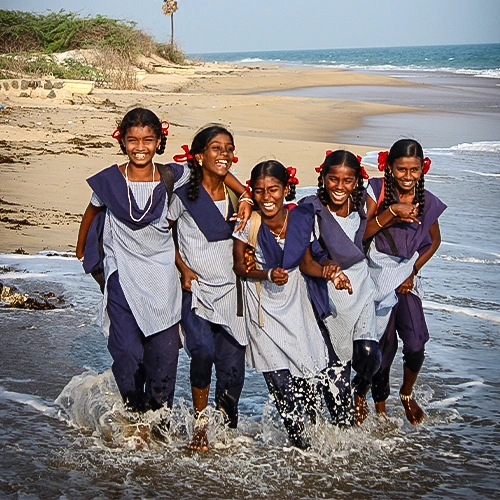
[188,419,209,451]
[400,392,425,425]
[354,393,369,426]
[374,400,386,416]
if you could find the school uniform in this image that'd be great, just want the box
[85,163,189,411]
[233,211,330,445]
[296,195,380,414]
[366,177,447,402]
[169,184,247,428]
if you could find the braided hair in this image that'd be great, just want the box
[316,150,365,211]
[249,160,296,202]
[383,139,425,215]
[186,124,234,201]
[117,108,167,155]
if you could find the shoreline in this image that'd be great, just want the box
[0,61,494,254]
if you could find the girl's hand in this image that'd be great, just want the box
[181,267,198,291]
[390,203,420,224]
[397,274,414,294]
[269,267,288,286]
[333,272,353,295]
[233,199,252,232]
[244,246,257,273]
[322,263,341,280]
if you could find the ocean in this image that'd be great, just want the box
[1,44,500,498]
[196,43,500,79]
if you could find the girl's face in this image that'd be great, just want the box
[390,156,422,193]
[252,175,288,218]
[197,133,235,178]
[322,164,358,208]
[122,125,160,168]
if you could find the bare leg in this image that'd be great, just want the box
[354,393,369,426]
[400,365,425,425]
[188,385,210,451]
[374,400,386,416]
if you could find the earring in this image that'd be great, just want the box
[197,158,203,167]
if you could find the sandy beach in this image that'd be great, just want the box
[0,62,473,253]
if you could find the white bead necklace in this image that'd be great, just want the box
[125,161,156,223]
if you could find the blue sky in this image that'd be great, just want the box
[3,0,500,54]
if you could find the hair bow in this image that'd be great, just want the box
[161,121,170,137]
[173,144,194,163]
[286,166,299,185]
[315,149,334,173]
[245,179,252,193]
[378,151,389,171]
[111,128,121,142]
[422,157,431,174]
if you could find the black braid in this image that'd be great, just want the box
[316,173,329,206]
[351,177,365,212]
[156,132,167,155]
[382,167,396,210]
[187,158,202,201]
[415,175,425,215]
[285,180,296,202]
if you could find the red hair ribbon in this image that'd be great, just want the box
[378,151,389,171]
[173,144,194,163]
[161,121,170,137]
[356,155,369,179]
[232,155,239,164]
[286,166,299,186]
[315,149,334,173]
[245,179,252,193]
[111,128,121,142]
[422,157,431,174]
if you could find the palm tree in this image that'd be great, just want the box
[162,0,178,47]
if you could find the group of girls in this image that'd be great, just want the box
[76,107,446,450]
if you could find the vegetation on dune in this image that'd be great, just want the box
[0,9,187,88]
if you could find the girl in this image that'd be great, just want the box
[297,150,382,426]
[76,109,251,416]
[168,125,248,451]
[233,160,342,449]
[364,139,446,425]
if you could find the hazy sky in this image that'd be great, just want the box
[4,0,500,54]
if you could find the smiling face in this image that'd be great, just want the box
[197,133,235,179]
[122,125,160,168]
[390,156,423,194]
[252,175,288,219]
[322,164,358,210]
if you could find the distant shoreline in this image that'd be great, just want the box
[1,61,496,253]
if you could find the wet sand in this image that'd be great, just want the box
[1,62,496,253]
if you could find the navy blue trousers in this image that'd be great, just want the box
[371,292,429,402]
[318,321,354,427]
[181,290,246,428]
[106,271,179,412]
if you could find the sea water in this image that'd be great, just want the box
[196,43,500,79]
[1,140,499,498]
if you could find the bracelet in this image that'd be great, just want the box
[389,205,397,217]
[239,192,251,201]
[413,264,419,275]
[375,216,383,228]
[333,270,344,279]
[239,197,254,206]
[267,268,273,282]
